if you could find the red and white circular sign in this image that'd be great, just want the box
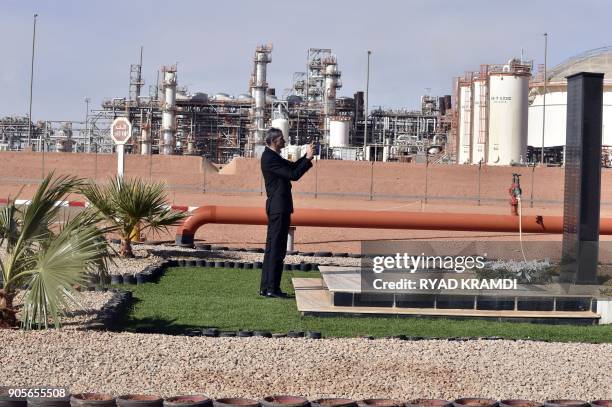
[111,117,132,145]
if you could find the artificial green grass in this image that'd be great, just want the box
[116,267,612,343]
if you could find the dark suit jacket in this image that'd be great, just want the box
[261,147,313,215]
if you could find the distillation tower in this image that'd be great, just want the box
[161,65,177,155]
[322,56,342,146]
[248,45,273,155]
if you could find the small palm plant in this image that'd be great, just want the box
[0,174,109,329]
[80,177,186,258]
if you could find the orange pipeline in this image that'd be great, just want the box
[175,205,612,245]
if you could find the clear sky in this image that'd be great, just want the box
[1,0,608,122]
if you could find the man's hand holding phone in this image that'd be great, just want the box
[306,141,315,160]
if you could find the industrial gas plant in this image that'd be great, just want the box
[0,45,450,164]
[2,45,612,166]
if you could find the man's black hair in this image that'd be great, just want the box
[265,127,284,146]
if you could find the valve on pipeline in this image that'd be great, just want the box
[509,173,522,216]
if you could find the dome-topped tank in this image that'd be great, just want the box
[287,95,304,105]
[213,93,232,101]
[547,46,612,82]
[190,92,208,102]
[529,46,612,148]
[176,90,189,101]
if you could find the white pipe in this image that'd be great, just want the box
[517,196,527,263]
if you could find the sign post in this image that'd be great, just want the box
[110,117,132,177]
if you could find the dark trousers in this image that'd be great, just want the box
[260,211,291,293]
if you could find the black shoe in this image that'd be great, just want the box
[259,290,268,297]
[267,290,292,299]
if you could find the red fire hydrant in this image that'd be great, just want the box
[509,173,522,216]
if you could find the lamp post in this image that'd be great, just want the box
[541,32,548,165]
[85,97,90,153]
[363,50,371,160]
[28,13,38,150]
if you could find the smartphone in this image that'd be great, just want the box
[309,137,321,156]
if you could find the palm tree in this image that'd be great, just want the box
[0,174,109,329]
[80,177,186,258]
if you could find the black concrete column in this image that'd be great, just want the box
[561,72,604,284]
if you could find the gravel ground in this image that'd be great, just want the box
[12,291,114,329]
[141,244,361,267]
[0,331,610,400]
[105,242,359,276]
[3,243,610,400]
[107,244,164,276]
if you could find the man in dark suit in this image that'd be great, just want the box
[260,127,314,298]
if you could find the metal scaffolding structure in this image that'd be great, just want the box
[0,116,100,153]
[305,48,332,104]
[368,94,450,162]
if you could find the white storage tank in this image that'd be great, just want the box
[528,47,612,150]
[457,82,473,164]
[471,78,487,164]
[281,144,301,162]
[528,91,566,148]
[329,118,350,147]
[487,69,529,165]
[271,118,290,143]
[528,90,612,148]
